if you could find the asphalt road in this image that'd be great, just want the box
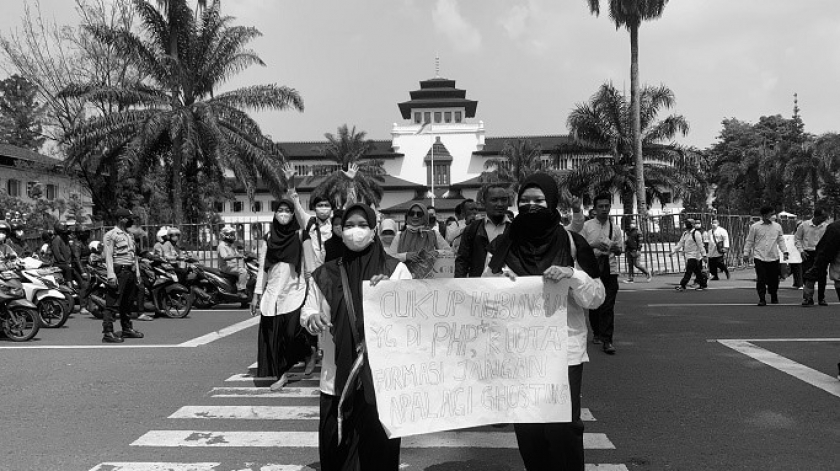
[2,276,839,471]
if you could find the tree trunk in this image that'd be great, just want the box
[172,134,184,224]
[630,23,647,219]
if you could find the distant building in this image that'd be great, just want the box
[0,143,93,223]
[220,75,683,226]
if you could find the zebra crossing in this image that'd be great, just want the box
[88,362,629,471]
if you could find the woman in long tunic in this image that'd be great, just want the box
[485,173,605,471]
[301,203,411,471]
[387,203,451,278]
[252,198,309,390]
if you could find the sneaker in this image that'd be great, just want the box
[602,342,616,355]
[675,286,686,292]
[770,295,779,304]
[695,286,706,291]
[757,299,767,306]
[622,279,635,284]
[798,286,804,290]
[136,314,154,321]
[819,299,829,306]
[802,299,814,306]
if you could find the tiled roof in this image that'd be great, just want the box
[424,138,453,163]
[474,135,609,155]
[0,143,63,167]
[294,174,423,192]
[276,139,402,161]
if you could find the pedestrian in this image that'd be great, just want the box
[324,210,346,264]
[301,203,411,471]
[578,193,622,355]
[485,172,605,471]
[670,219,708,291]
[217,226,249,297]
[788,219,805,288]
[445,198,478,252]
[101,208,144,343]
[742,206,789,306]
[51,222,74,287]
[796,208,829,306]
[801,219,840,380]
[387,203,451,278]
[455,183,512,278]
[624,219,651,283]
[707,219,731,280]
[251,198,310,390]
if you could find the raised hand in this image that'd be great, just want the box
[283,163,297,182]
[342,162,359,180]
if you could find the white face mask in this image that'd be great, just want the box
[315,208,332,220]
[0,233,6,242]
[343,227,374,252]
[276,213,293,225]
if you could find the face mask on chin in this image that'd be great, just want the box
[343,227,374,252]
[276,213,293,225]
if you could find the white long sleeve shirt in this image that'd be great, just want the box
[579,218,624,275]
[300,262,412,395]
[674,229,707,260]
[794,219,828,252]
[707,227,730,258]
[743,221,787,262]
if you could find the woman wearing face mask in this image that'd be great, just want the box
[323,210,346,264]
[379,219,398,248]
[485,173,605,471]
[387,203,451,278]
[301,203,411,471]
[252,199,310,391]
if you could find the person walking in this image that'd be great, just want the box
[485,173,605,471]
[251,198,310,390]
[624,220,651,283]
[579,193,622,355]
[455,183,512,278]
[796,208,829,306]
[743,206,789,306]
[302,203,411,471]
[671,219,708,291]
[101,208,144,343]
[707,219,730,280]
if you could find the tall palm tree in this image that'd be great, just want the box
[62,0,303,223]
[561,82,697,216]
[785,132,840,210]
[155,0,207,57]
[586,0,670,218]
[479,139,552,200]
[310,124,385,208]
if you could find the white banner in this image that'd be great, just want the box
[362,277,571,438]
[783,235,802,264]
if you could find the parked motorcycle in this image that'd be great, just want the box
[0,262,41,341]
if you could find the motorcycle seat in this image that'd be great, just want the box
[201,266,240,282]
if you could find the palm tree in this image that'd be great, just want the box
[585,0,671,218]
[561,82,697,216]
[310,124,385,208]
[155,0,207,57]
[479,139,553,201]
[62,0,303,223]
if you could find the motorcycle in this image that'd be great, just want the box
[9,256,70,328]
[189,253,255,310]
[19,255,77,315]
[0,261,41,341]
[139,254,194,319]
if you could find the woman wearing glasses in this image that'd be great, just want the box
[386,203,451,278]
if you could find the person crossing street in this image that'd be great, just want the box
[743,206,789,306]
[671,219,708,291]
[101,208,144,343]
[707,219,730,280]
[796,208,829,306]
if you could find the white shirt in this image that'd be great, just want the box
[743,221,787,262]
[254,241,307,316]
[300,262,412,395]
[579,218,624,275]
[674,229,707,260]
[794,219,828,252]
[707,227,730,258]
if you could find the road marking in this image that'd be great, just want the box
[168,405,597,422]
[648,303,806,307]
[226,372,321,382]
[585,466,629,471]
[718,339,840,399]
[131,430,614,449]
[179,317,260,347]
[90,462,623,471]
[209,387,321,398]
[0,344,184,350]
[717,338,840,342]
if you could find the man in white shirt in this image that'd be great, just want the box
[795,208,829,306]
[445,199,478,252]
[670,219,708,291]
[578,193,622,355]
[707,219,730,280]
[743,205,789,306]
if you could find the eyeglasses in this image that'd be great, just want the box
[408,210,424,217]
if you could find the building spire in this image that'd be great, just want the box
[434,54,440,78]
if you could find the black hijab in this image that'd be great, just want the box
[488,172,569,276]
[265,198,302,273]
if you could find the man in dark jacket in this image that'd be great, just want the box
[51,222,74,285]
[455,184,511,278]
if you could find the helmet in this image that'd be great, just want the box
[89,241,103,254]
[168,227,181,238]
[220,226,236,243]
[75,224,91,240]
[9,221,23,232]
[0,221,9,234]
[156,226,170,243]
[54,221,70,235]
[41,230,54,242]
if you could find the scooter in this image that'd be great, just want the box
[18,257,76,317]
[190,254,255,310]
[9,256,70,328]
[139,254,194,319]
[0,260,40,341]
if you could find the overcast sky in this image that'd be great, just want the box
[2,0,839,149]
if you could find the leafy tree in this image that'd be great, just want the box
[585,0,671,218]
[560,82,698,216]
[306,124,385,208]
[479,139,555,202]
[0,74,46,151]
[62,0,303,224]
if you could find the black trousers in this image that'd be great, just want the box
[802,251,827,301]
[790,263,803,287]
[589,275,618,342]
[708,256,729,278]
[753,259,781,299]
[514,364,584,471]
[103,266,137,333]
[680,258,707,288]
[625,252,648,279]
[319,392,401,471]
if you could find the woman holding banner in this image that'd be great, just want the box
[301,203,412,471]
[386,203,452,278]
[486,173,605,471]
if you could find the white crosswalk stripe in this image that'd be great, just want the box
[131,430,615,449]
[89,362,627,471]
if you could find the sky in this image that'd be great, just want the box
[1,0,839,150]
